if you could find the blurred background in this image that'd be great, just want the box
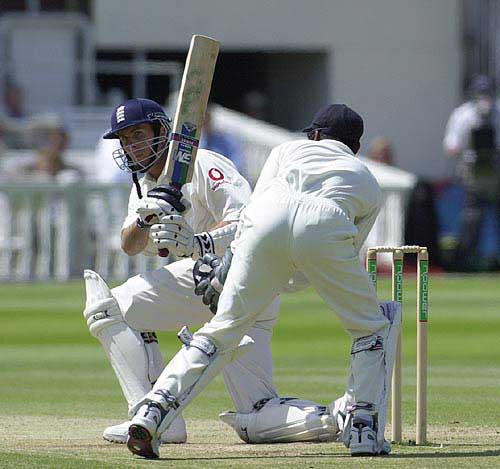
[1,0,499,281]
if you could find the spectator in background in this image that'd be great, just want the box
[19,127,82,182]
[200,107,246,174]
[365,137,441,267]
[93,137,130,183]
[443,74,500,270]
[241,90,269,121]
[2,80,26,119]
[12,126,84,276]
[367,136,395,166]
[0,80,28,150]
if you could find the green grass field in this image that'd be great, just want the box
[1,274,500,467]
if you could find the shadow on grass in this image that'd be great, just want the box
[151,452,350,462]
[389,449,500,459]
[149,448,500,462]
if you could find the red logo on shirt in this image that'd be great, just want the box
[208,167,224,181]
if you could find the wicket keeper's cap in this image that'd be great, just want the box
[103,98,170,139]
[302,104,364,144]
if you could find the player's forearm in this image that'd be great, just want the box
[121,222,150,256]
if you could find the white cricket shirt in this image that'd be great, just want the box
[254,138,382,251]
[123,149,251,256]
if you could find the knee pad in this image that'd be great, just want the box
[83,270,123,337]
[83,270,165,408]
[219,397,340,443]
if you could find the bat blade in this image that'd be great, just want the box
[160,35,220,187]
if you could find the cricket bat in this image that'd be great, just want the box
[157,34,220,256]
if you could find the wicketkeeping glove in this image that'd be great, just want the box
[193,249,233,314]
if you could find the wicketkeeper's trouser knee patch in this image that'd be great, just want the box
[83,269,165,408]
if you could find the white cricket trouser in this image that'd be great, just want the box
[150,181,389,408]
[113,258,279,412]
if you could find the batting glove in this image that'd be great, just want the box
[136,185,189,228]
[150,214,215,259]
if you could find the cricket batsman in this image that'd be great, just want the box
[83,98,345,446]
[126,104,401,458]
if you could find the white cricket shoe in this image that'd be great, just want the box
[347,415,378,456]
[126,404,160,459]
[127,402,166,459]
[103,413,187,445]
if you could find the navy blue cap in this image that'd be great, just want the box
[302,104,364,144]
[470,75,493,96]
[103,98,170,139]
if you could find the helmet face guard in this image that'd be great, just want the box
[112,117,171,174]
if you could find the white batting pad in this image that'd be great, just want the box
[219,397,340,443]
[83,270,165,409]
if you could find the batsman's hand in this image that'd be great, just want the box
[150,214,195,257]
[193,249,233,314]
[141,184,190,257]
[151,214,216,259]
[135,196,178,228]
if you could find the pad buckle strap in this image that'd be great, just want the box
[351,334,383,354]
[177,326,216,356]
[140,331,159,344]
[153,389,180,410]
[253,397,272,411]
[90,310,110,322]
[347,402,375,413]
[83,297,117,320]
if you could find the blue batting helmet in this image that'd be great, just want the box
[103,98,171,139]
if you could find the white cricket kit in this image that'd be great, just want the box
[111,149,279,412]
[134,139,395,453]
[115,149,253,331]
[121,149,249,259]
[202,138,388,340]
